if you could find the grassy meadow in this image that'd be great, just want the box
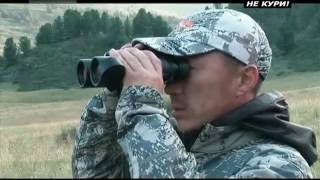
[0,71,320,178]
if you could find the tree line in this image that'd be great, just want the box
[35,8,171,45]
[0,36,31,67]
[1,8,171,68]
[3,5,320,73]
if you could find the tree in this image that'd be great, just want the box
[146,12,154,36]
[63,9,82,39]
[19,36,31,55]
[36,23,54,45]
[124,16,132,40]
[312,10,320,38]
[81,10,91,36]
[89,9,101,35]
[277,27,295,55]
[100,12,110,34]
[152,16,171,36]
[277,9,296,55]
[107,16,127,48]
[52,16,65,42]
[132,8,153,38]
[3,37,18,67]
[0,56,4,67]
[81,9,101,36]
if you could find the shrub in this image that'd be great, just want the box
[55,125,76,145]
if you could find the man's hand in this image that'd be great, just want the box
[119,42,145,49]
[109,47,164,93]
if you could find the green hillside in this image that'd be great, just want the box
[0,7,172,91]
[1,5,320,91]
[0,4,70,55]
[14,36,108,91]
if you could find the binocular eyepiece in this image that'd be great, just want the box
[77,54,190,92]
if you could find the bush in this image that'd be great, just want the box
[55,125,76,145]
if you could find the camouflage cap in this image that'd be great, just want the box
[132,8,272,80]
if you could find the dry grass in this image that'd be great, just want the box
[280,88,320,177]
[0,100,86,126]
[0,72,320,177]
[0,121,78,178]
[0,86,89,177]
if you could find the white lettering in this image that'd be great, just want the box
[279,1,288,7]
[261,1,291,7]
[246,1,259,7]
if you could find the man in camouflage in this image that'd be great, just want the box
[71,9,318,178]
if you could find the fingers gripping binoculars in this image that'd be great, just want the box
[77,53,190,92]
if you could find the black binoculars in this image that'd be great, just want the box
[77,53,190,92]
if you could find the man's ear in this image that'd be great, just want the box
[236,65,259,97]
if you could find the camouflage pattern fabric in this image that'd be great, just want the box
[72,85,313,178]
[115,85,199,178]
[132,9,272,80]
[71,89,129,178]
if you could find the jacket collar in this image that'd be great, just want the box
[190,123,261,154]
[181,91,317,165]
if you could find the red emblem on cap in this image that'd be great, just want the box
[179,19,193,28]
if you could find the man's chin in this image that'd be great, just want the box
[172,110,185,120]
[176,121,201,133]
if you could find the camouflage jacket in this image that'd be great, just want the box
[72,85,315,178]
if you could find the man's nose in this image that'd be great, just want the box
[165,81,183,95]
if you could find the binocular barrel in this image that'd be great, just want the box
[77,56,125,91]
[77,58,93,88]
[77,55,189,91]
